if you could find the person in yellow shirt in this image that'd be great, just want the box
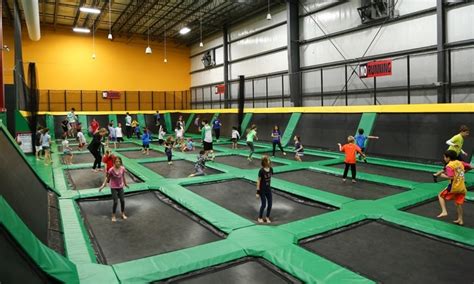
[446,125,470,160]
[436,150,472,226]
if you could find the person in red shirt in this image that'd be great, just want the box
[102,149,116,176]
[90,118,100,135]
[338,136,366,183]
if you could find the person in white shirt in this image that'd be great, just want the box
[125,112,132,139]
[77,128,87,151]
[231,126,240,149]
[158,125,166,145]
[175,125,184,145]
[201,120,214,159]
[115,122,124,143]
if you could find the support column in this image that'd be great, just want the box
[436,0,447,103]
[223,25,230,108]
[287,0,302,106]
[0,0,5,112]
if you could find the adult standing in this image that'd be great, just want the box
[88,128,108,172]
[67,108,78,137]
[212,115,222,142]
[125,112,132,139]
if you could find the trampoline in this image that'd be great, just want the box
[58,143,81,152]
[115,142,141,149]
[87,115,110,132]
[216,155,284,169]
[186,179,333,225]
[181,146,220,155]
[259,151,329,162]
[161,258,301,283]
[218,143,265,150]
[66,168,142,190]
[143,160,222,178]
[119,149,162,159]
[300,220,474,283]
[275,170,406,200]
[77,191,224,264]
[61,153,93,165]
[405,199,474,228]
[246,113,292,142]
[330,163,434,183]
[187,113,214,134]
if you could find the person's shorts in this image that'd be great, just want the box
[203,141,213,151]
[63,150,73,156]
[42,146,50,150]
[231,138,237,143]
[109,136,117,142]
[36,146,42,152]
[158,139,164,145]
[143,143,150,149]
[440,188,465,205]
[296,152,304,157]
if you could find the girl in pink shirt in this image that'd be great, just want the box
[99,157,129,222]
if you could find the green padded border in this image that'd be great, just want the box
[164,112,173,134]
[184,113,195,132]
[281,112,301,147]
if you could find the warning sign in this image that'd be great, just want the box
[359,59,392,78]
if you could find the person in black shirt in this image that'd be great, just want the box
[256,155,273,223]
[88,128,108,172]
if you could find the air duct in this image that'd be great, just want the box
[20,0,41,41]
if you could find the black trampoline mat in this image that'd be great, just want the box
[218,143,265,150]
[275,170,405,200]
[186,179,332,225]
[259,151,328,162]
[181,146,220,155]
[115,142,141,149]
[143,160,221,178]
[66,168,141,190]
[330,163,434,183]
[61,153,93,165]
[77,191,223,264]
[162,258,301,283]
[216,155,284,169]
[301,221,474,283]
[405,199,474,228]
[119,150,162,159]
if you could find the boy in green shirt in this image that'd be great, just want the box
[246,124,258,161]
[434,125,470,182]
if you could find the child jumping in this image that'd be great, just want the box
[62,134,74,165]
[108,122,117,149]
[142,128,151,155]
[354,128,379,162]
[189,150,213,177]
[158,125,166,145]
[271,125,286,157]
[115,123,124,143]
[338,136,366,183]
[446,125,470,161]
[201,120,215,159]
[435,150,472,226]
[231,126,240,149]
[164,136,174,165]
[99,157,129,222]
[102,149,116,176]
[77,127,86,151]
[294,136,304,162]
[246,124,258,161]
[256,155,273,223]
[35,126,43,160]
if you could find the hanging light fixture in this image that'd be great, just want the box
[199,18,203,47]
[179,26,191,35]
[80,7,101,14]
[266,0,272,20]
[107,0,112,40]
[163,27,167,63]
[92,22,96,59]
[145,25,152,54]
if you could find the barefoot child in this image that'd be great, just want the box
[181,138,194,152]
[115,123,124,143]
[355,128,379,162]
[338,136,366,183]
[189,150,213,177]
[271,125,286,157]
[77,127,87,151]
[142,127,151,155]
[231,126,240,149]
[164,136,174,165]
[435,150,472,226]
[256,155,273,223]
[35,126,43,160]
[102,149,116,175]
[99,157,129,222]
[41,128,52,165]
[62,134,74,165]
[201,120,214,159]
[108,122,117,149]
[434,125,470,181]
[247,124,258,161]
[294,136,304,162]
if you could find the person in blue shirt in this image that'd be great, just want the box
[142,127,151,155]
[271,125,286,157]
[355,128,379,162]
[212,116,222,142]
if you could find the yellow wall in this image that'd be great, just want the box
[3,26,191,91]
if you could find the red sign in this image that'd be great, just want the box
[215,84,225,95]
[359,59,392,78]
[102,91,121,99]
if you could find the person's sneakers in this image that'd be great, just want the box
[257,218,264,223]
[168,161,173,165]
[265,217,272,223]
[433,174,438,183]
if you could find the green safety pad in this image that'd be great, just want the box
[15,110,31,132]
[78,115,88,132]
[137,114,146,129]
[108,114,117,125]
[184,113,195,132]
[0,197,79,283]
[76,263,118,284]
[281,112,301,147]
[113,240,245,283]
[46,114,55,139]
[228,226,296,255]
[164,112,173,133]
[0,111,6,124]
[241,113,253,133]
[263,245,374,283]
[356,112,377,148]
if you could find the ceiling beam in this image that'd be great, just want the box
[146,0,185,37]
[111,0,134,30]
[114,0,146,34]
[124,0,163,35]
[92,0,109,31]
[81,0,100,28]
[72,0,85,27]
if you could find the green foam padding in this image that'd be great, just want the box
[137,114,146,129]
[15,110,31,132]
[0,196,79,283]
[108,114,118,126]
[241,113,253,133]
[164,112,173,134]
[0,111,6,124]
[184,113,195,132]
[46,114,55,140]
[78,115,88,134]
[281,112,301,147]
[356,112,377,148]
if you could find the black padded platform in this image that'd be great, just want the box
[119,150,163,159]
[405,199,474,228]
[246,113,291,142]
[143,160,221,178]
[66,168,142,190]
[215,155,284,169]
[259,151,329,162]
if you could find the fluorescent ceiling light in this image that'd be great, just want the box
[73,27,90,33]
[80,7,101,14]
[179,27,191,35]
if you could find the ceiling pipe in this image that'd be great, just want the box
[20,0,41,41]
